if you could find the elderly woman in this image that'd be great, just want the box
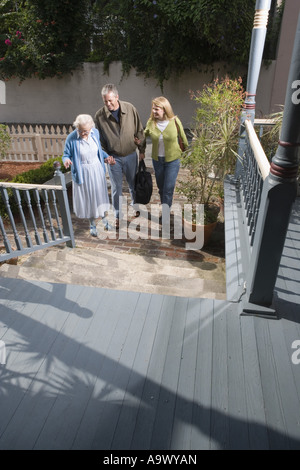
[62,114,115,236]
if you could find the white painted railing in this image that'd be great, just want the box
[0,165,75,263]
[241,120,271,247]
[246,119,271,181]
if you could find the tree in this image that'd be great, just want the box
[0,0,92,81]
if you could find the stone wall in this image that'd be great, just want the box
[1,61,277,128]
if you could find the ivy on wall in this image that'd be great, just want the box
[89,0,257,87]
[0,0,92,81]
[0,0,283,86]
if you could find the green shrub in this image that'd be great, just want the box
[12,156,66,184]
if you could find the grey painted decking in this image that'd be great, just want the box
[0,188,300,450]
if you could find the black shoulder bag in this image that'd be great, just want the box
[135,160,153,205]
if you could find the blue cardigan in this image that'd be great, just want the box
[62,128,109,185]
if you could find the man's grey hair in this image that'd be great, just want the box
[73,114,95,129]
[101,83,119,97]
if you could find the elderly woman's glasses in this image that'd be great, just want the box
[78,129,91,136]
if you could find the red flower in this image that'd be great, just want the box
[5,39,12,46]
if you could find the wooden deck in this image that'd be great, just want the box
[0,192,300,450]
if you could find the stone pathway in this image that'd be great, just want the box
[0,148,226,299]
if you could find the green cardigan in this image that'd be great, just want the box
[144,117,188,162]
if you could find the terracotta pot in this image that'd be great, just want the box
[182,219,217,247]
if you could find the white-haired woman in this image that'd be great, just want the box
[62,114,115,236]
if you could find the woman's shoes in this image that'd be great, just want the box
[103,221,112,231]
[102,217,112,231]
[90,226,98,237]
[89,218,97,237]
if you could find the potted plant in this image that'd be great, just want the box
[177,76,245,245]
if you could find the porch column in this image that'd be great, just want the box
[236,0,272,177]
[243,12,300,315]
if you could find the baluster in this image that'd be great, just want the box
[12,188,33,248]
[243,145,252,217]
[50,189,63,238]
[24,190,42,245]
[0,215,12,253]
[248,170,258,237]
[249,151,257,222]
[240,140,247,200]
[0,188,23,250]
[33,189,49,243]
[42,189,56,240]
[250,177,263,246]
[247,160,256,223]
[241,154,247,203]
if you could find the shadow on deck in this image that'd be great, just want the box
[0,182,300,451]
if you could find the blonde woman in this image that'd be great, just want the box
[62,114,115,236]
[141,97,188,209]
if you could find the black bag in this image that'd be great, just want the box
[135,159,153,205]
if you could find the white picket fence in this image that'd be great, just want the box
[4,124,73,162]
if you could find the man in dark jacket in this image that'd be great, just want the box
[94,84,146,228]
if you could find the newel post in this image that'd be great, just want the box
[242,12,300,316]
[236,0,272,177]
[53,161,75,248]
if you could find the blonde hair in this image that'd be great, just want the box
[150,96,175,121]
[73,114,95,129]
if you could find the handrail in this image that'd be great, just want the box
[254,118,276,126]
[0,182,61,191]
[245,119,270,180]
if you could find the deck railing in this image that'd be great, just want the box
[0,164,75,263]
[3,124,73,162]
[241,119,271,246]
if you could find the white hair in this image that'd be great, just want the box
[73,114,95,128]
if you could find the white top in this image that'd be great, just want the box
[156,120,169,157]
[78,134,99,164]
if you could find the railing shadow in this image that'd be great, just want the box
[1,278,300,449]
